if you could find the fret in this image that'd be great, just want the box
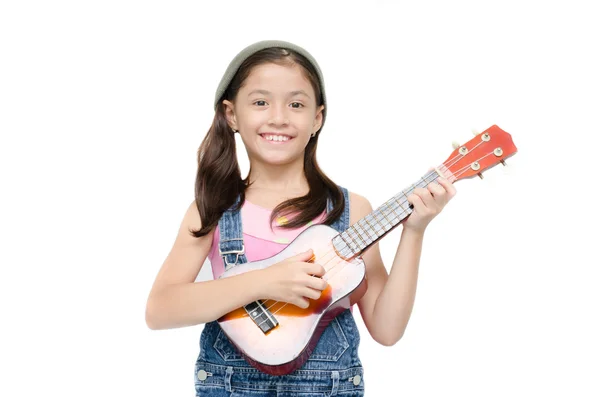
[346,228,354,241]
[394,197,409,218]
[332,233,357,260]
[371,211,387,233]
[376,207,386,229]
[427,173,436,184]
[350,225,367,246]
[340,247,353,257]
[339,232,358,252]
[360,218,379,240]
[352,224,369,245]
[356,222,374,244]
[379,202,394,228]
[372,211,384,230]
[389,202,402,220]
[344,230,360,253]
[365,214,383,234]
[346,229,360,247]
[389,201,402,221]
[339,231,351,247]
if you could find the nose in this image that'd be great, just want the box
[267,103,289,127]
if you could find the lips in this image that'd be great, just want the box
[259,133,293,139]
[259,133,294,144]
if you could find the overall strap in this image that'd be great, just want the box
[327,186,350,234]
[218,195,248,270]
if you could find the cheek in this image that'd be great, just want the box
[237,113,262,129]
[294,115,316,130]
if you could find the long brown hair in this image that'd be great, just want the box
[190,47,344,238]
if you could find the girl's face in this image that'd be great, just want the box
[223,62,324,165]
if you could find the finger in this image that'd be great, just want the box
[427,182,447,204]
[302,287,322,300]
[437,177,457,198]
[285,250,313,265]
[407,193,426,213]
[414,187,436,209]
[305,263,325,277]
[293,298,309,309]
[306,275,328,291]
[427,181,445,196]
[294,249,314,260]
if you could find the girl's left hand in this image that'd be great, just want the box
[403,177,456,234]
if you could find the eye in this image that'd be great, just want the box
[290,102,304,109]
[253,100,267,106]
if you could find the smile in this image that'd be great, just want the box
[260,134,293,144]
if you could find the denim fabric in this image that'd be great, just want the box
[194,186,364,396]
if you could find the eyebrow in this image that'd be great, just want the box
[247,89,310,98]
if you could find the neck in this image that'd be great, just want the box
[247,156,308,193]
[332,166,450,260]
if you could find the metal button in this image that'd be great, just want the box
[197,369,208,381]
[353,374,361,386]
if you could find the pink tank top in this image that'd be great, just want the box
[208,199,327,279]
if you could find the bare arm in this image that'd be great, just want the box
[353,179,455,345]
[358,224,424,345]
[350,192,414,346]
[145,201,264,330]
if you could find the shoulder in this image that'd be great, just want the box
[348,190,374,225]
[184,200,202,229]
[181,199,216,241]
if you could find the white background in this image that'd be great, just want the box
[1,1,599,396]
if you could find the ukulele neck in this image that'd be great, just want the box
[332,166,453,260]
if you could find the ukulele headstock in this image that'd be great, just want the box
[444,125,517,182]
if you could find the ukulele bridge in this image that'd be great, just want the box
[244,300,278,333]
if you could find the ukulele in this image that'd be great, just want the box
[216,124,518,375]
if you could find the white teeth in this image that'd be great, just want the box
[264,134,290,141]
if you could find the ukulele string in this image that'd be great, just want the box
[311,151,489,284]
[450,151,495,179]
[257,170,444,320]
[248,150,496,324]
[442,138,489,174]
[253,170,444,322]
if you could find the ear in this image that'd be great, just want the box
[312,105,324,133]
[222,99,238,131]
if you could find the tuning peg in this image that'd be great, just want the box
[471,129,479,136]
[452,141,461,149]
[477,172,484,179]
[500,160,507,166]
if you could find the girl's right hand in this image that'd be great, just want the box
[260,249,328,309]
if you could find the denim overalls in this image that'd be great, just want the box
[194,186,365,396]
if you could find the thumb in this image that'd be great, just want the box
[293,249,314,260]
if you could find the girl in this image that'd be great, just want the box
[146,40,456,396]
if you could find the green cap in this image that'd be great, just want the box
[213,40,327,112]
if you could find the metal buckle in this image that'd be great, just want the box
[219,238,245,270]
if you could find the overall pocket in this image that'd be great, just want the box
[307,316,350,362]
[213,328,246,362]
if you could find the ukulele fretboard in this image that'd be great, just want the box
[332,167,448,260]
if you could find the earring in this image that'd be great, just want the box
[233,128,238,133]
[311,132,316,137]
